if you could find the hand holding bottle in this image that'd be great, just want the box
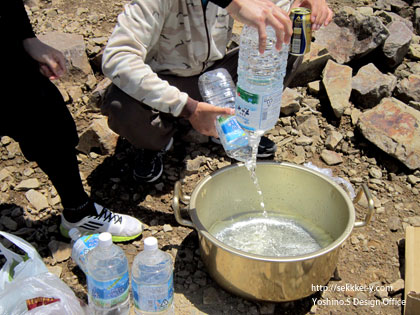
[226,0,293,53]
[188,101,234,138]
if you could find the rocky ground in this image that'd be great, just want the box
[1,0,420,314]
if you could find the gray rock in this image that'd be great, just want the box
[325,130,343,150]
[38,32,92,76]
[1,216,18,231]
[15,178,40,191]
[163,224,173,232]
[322,60,352,118]
[351,63,397,108]
[77,117,119,155]
[314,7,389,64]
[395,75,420,103]
[0,169,11,182]
[281,88,301,116]
[357,98,420,170]
[406,216,420,226]
[48,240,72,263]
[369,167,383,179]
[295,135,314,146]
[320,149,344,165]
[407,175,420,185]
[89,77,112,109]
[289,43,331,87]
[307,80,321,95]
[375,11,414,32]
[388,216,401,231]
[185,156,207,174]
[382,21,413,68]
[296,115,320,137]
[25,189,49,211]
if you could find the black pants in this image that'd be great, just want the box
[0,68,88,209]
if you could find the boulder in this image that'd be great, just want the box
[357,97,420,170]
[322,60,352,118]
[314,7,389,64]
[351,63,397,108]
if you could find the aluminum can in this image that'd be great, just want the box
[289,8,312,56]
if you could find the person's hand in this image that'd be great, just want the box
[22,37,66,80]
[188,102,234,138]
[291,0,333,31]
[226,0,293,53]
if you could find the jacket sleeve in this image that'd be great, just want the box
[209,0,233,8]
[102,0,188,117]
[9,0,36,40]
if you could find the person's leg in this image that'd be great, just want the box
[101,84,175,183]
[1,73,142,241]
[101,84,175,151]
[2,74,88,210]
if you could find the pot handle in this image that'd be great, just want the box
[353,184,374,228]
[172,181,194,228]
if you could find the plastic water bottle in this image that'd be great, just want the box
[235,25,289,134]
[86,232,130,315]
[69,228,99,273]
[131,237,174,314]
[198,68,252,162]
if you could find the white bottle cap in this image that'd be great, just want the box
[98,232,112,248]
[144,237,158,251]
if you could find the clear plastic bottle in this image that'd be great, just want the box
[86,232,130,315]
[198,68,252,162]
[235,25,289,134]
[69,228,99,273]
[131,237,174,315]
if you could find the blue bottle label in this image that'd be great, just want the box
[132,274,174,312]
[75,234,99,266]
[218,116,246,143]
[87,271,129,308]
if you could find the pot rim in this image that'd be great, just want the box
[188,161,356,262]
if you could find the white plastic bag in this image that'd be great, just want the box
[304,162,356,199]
[0,231,88,315]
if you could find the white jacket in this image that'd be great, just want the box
[102,0,293,116]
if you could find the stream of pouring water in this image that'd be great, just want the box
[243,131,266,214]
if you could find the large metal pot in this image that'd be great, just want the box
[172,162,374,302]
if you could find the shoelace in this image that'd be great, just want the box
[92,207,123,224]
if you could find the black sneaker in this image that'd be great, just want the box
[211,135,277,158]
[257,136,277,158]
[133,138,173,183]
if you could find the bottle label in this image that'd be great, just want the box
[132,274,174,312]
[73,234,99,270]
[87,271,129,308]
[218,116,247,143]
[235,85,283,132]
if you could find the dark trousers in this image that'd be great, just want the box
[101,49,303,151]
[0,69,88,209]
